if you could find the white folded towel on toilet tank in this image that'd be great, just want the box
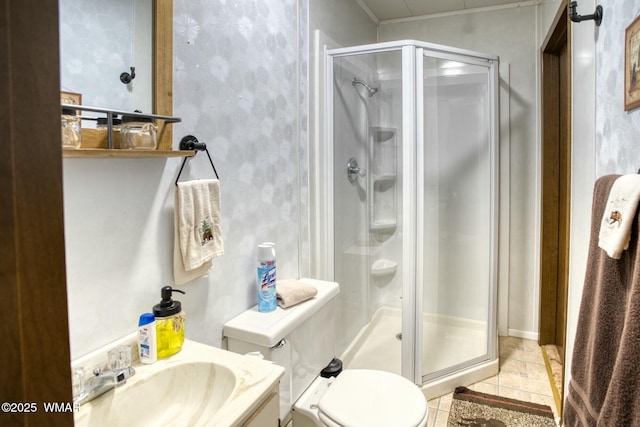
[173,179,224,284]
[277,279,318,308]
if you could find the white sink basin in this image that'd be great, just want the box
[74,340,284,427]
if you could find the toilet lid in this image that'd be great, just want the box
[317,369,427,427]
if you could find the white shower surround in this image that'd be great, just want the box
[314,39,500,390]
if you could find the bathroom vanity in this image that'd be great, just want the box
[73,339,284,427]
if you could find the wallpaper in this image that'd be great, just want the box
[64,0,309,357]
[170,0,307,344]
[596,0,640,175]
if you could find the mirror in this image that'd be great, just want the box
[58,0,173,148]
[59,0,152,112]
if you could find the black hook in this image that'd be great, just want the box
[120,66,136,84]
[175,135,220,186]
[179,135,206,151]
[569,1,603,26]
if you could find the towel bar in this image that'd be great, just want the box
[175,135,220,186]
[569,1,603,26]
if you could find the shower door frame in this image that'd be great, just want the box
[414,47,501,386]
[324,40,500,387]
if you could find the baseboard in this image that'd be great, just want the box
[507,329,539,341]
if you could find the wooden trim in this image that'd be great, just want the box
[68,129,193,157]
[540,0,571,346]
[624,14,640,111]
[0,5,20,425]
[540,47,561,346]
[63,148,195,158]
[1,0,73,425]
[556,36,571,350]
[539,1,571,418]
[541,0,569,53]
[541,346,564,415]
[154,0,174,150]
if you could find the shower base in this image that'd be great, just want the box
[340,307,499,399]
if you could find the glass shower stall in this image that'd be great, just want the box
[313,39,499,398]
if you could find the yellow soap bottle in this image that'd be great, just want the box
[153,286,186,359]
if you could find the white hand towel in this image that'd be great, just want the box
[276,279,318,308]
[598,174,640,259]
[173,225,212,285]
[173,179,224,284]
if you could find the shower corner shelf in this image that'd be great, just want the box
[371,259,397,277]
[61,103,187,158]
[371,127,396,142]
[369,126,398,233]
[371,173,397,182]
[370,220,397,232]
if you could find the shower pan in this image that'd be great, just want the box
[311,39,499,399]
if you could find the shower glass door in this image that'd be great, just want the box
[330,47,406,378]
[323,40,499,391]
[417,50,498,383]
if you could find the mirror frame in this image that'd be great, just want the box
[153,0,173,150]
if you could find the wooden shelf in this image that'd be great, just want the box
[63,148,195,158]
[61,104,182,155]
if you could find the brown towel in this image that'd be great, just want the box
[564,175,640,426]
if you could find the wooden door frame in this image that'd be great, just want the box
[1,0,74,425]
[539,0,571,415]
[540,0,571,347]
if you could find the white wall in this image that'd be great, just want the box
[309,0,377,48]
[564,0,640,400]
[378,5,540,337]
[537,0,564,46]
[64,0,307,359]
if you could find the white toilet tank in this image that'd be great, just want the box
[223,279,340,421]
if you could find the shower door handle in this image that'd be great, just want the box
[347,157,366,183]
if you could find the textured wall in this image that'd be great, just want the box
[65,0,308,359]
[171,0,306,346]
[596,0,640,175]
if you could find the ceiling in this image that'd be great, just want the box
[357,0,528,21]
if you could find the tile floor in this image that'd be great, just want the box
[425,336,559,427]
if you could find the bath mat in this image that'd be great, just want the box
[448,387,556,427]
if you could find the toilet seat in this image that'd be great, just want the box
[316,369,428,427]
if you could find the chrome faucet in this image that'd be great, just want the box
[73,366,135,406]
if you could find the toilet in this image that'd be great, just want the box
[223,278,428,427]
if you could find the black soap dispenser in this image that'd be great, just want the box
[153,286,186,359]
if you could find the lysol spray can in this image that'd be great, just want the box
[257,243,277,312]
